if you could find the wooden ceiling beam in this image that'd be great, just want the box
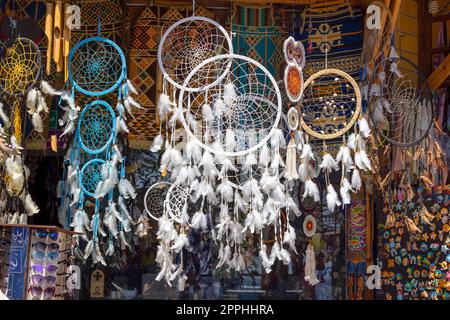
[427,54,450,90]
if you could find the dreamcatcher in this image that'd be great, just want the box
[367,51,440,235]
[0,34,61,223]
[154,37,303,288]
[144,181,171,221]
[59,24,142,266]
[151,15,233,154]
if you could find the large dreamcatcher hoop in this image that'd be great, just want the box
[165,183,191,224]
[0,37,41,96]
[158,16,233,92]
[368,56,434,147]
[77,100,116,154]
[144,181,171,221]
[68,37,126,96]
[80,158,105,198]
[300,68,361,140]
[179,53,282,157]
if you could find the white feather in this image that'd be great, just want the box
[157,93,172,119]
[326,184,341,213]
[223,83,237,106]
[0,103,10,127]
[336,145,354,172]
[351,169,362,191]
[41,80,62,96]
[320,153,339,173]
[118,178,137,199]
[31,112,44,132]
[26,88,38,113]
[259,244,274,273]
[213,97,226,117]
[303,179,320,202]
[225,128,236,153]
[216,180,234,202]
[270,129,286,150]
[150,134,164,153]
[358,117,371,138]
[171,233,189,252]
[354,150,372,172]
[23,193,39,216]
[126,79,138,95]
[191,210,208,231]
[259,144,271,167]
[202,103,214,126]
[243,152,257,172]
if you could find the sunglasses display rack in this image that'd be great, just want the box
[0,224,78,300]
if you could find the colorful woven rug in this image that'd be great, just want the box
[293,4,363,80]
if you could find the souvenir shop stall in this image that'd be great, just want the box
[0,0,449,301]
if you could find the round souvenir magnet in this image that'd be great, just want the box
[303,215,317,237]
[287,107,299,131]
[284,65,304,102]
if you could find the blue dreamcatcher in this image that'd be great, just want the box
[77,100,116,155]
[59,23,140,266]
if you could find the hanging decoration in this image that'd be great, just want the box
[0,34,59,223]
[283,36,305,103]
[58,23,143,266]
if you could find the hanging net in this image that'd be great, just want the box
[80,159,105,198]
[0,37,41,96]
[68,37,125,96]
[158,16,233,92]
[300,68,361,140]
[77,100,115,154]
[368,56,434,147]
[178,53,282,157]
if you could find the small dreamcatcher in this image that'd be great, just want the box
[144,181,171,221]
[77,100,116,154]
[283,36,305,103]
[158,16,233,92]
[79,159,105,198]
[300,68,361,140]
[0,37,41,97]
[368,55,434,147]
[165,182,191,224]
[0,35,51,221]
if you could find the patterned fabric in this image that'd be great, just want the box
[70,0,125,48]
[127,5,212,149]
[229,4,286,82]
[293,4,363,80]
[231,24,287,79]
[233,4,273,27]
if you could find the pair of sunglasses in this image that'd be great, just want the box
[29,285,55,300]
[33,242,59,252]
[32,264,58,274]
[35,230,58,241]
[32,251,59,262]
[31,275,56,286]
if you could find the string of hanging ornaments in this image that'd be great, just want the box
[0,31,61,224]
[151,8,308,290]
[58,23,145,267]
[282,20,372,283]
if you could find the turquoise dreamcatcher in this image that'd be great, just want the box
[59,23,141,265]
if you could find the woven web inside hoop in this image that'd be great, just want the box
[300,68,361,140]
[165,183,191,223]
[368,56,433,147]
[69,38,125,95]
[179,54,282,157]
[158,16,233,92]
[78,100,115,154]
[80,159,105,198]
[144,181,170,221]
